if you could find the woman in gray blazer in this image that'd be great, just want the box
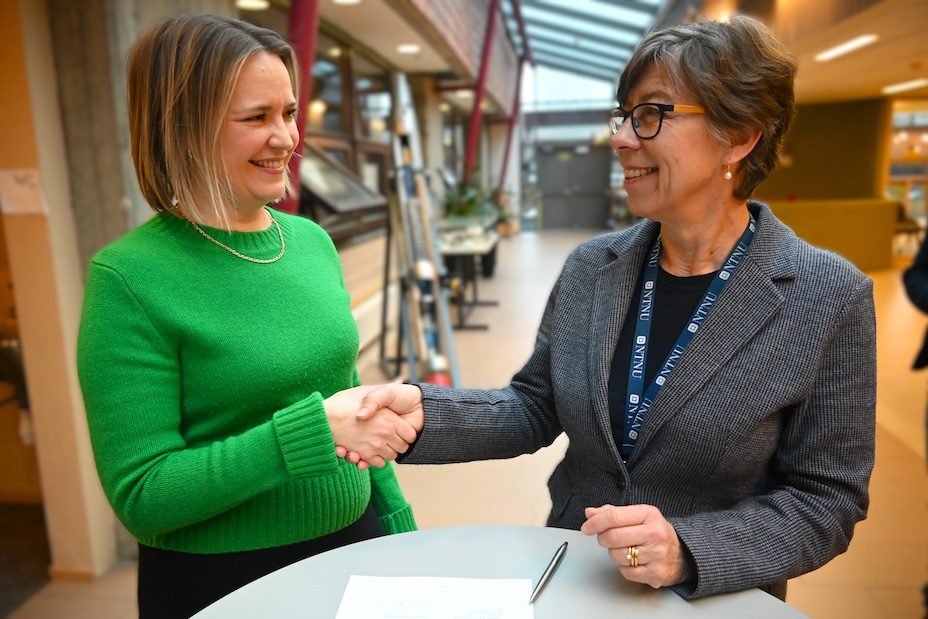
[343,15,875,601]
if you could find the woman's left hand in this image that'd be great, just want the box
[580,504,690,589]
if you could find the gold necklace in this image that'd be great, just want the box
[188,208,286,264]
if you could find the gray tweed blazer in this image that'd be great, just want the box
[406,202,876,599]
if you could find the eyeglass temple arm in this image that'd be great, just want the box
[672,104,705,113]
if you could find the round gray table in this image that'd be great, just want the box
[193,525,807,618]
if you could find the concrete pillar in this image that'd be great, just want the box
[2,0,238,578]
[488,121,521,218]
[411,75,448,200]
[1,0,117,579]
[46,0,130,270]
[104,0,238,232]
[47,0,237,270]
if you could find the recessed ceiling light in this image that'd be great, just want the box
[814,34,878,62]
[236,0,269,9]
[882,78,928,95]
[397,43,420,55]
[333,0,361,5]
[455,90,473,99]
[328,47,342,58]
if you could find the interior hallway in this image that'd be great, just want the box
[9,229,928,618]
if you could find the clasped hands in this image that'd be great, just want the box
[324,383,423,469]
[325,384,690,589]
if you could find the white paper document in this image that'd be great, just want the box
[335,575,534,619]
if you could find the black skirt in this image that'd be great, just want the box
[137,503,384,618]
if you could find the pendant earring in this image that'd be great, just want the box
[724,161,733,180]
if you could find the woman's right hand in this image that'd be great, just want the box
[324,386,418,469]
[337,384,425,468]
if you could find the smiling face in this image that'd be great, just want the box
[610,64,730,224]
[219,52,299,217]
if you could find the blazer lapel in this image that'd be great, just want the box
[588,222,657,463]
[627,203,798,462]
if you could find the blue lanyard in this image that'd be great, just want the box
[622,216,756,458]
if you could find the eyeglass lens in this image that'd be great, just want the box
[611,104,663,139]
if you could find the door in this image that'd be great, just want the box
[536,145,611,230]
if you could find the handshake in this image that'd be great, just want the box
[324,383,425,469]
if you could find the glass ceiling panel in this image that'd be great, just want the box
[504,0,667,112]
[534,0,654,30]
[523,63,616,109]
[526,24,633,61]
[531,41,625,73]
[523,21,631,54]
[521,4,642,47]
[532,52,618,82]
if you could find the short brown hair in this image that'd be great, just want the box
[127,14,298,227]
[616,15,796,200]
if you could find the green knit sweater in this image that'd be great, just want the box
[77,208,415,554]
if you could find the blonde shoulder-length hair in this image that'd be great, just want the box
[127,14,298,228]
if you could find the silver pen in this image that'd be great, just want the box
[528,541,568,604]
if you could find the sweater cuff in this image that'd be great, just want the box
[272,392,340,478]
[377,503,417,535]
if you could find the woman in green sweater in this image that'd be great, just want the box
[76,15,416,618]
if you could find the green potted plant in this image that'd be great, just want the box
[443,181,499,220]
[442,180,502,277]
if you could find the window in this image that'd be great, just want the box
[308,32,346,136]
[441,105,466,178]
[352,51,392,144]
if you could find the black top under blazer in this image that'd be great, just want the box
[405,202,876,599]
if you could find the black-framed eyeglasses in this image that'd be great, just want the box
[609,102,706,140]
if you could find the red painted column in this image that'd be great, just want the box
[279,0,320,214]
[463,0,500,183]
[510,0,532,64]
[496,58,523,204]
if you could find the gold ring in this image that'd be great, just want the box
[626,546,639,567]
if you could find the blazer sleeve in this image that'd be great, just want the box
[400,276,565,464]
[668,277,876,599]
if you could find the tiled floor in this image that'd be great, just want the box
[10,230,928,618]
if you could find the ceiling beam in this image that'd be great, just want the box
[599,0,662,9]
[523,17,640,51]
[597,0,664,11]
[531,40,625,73]
[528,32,631,65]
[525,108,616,128]
[522,0,649,36]
[532,52,619,83]
[510,0,533,63]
